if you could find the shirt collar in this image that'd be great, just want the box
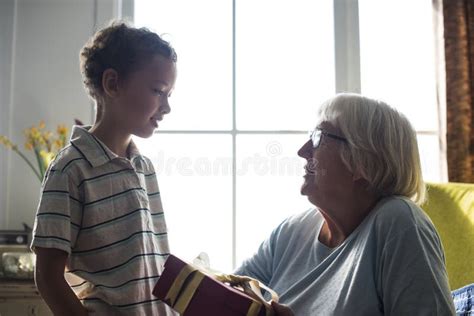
[69,125,143,168]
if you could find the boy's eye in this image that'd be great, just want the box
[152,89,163,96]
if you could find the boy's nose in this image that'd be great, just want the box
[160,99,171,115]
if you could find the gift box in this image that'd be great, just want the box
[153,254,276,316]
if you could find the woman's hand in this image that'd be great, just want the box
[271,301,295,316]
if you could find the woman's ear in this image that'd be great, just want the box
[351,167,366,182]
[102,68,119,98]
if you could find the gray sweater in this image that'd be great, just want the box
[235,196,455,316]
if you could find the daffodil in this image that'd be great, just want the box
[0,122,69,182]
[39,150,55,170]
[57,125,67,136]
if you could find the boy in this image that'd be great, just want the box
[31,21,177,315]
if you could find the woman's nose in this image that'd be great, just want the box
[297,139,312,158]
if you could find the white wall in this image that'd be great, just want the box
[0,0,124,230]
[0,0,15,229]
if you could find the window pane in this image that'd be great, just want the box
[135,0,232,130]
[359,0,438,132]
[236,134,312,266]
[236,0,335,130]
[134,134,233,271]
[417,134,442,182]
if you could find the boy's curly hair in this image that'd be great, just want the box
[79,21,177,100]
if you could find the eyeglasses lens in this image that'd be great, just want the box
[311,130,321,149]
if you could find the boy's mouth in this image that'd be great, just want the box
[150,117,161,128]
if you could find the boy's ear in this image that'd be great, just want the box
[102,68,119,97]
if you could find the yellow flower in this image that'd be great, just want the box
[39,150,55,169]
[0,135,14,149]
[43,131,52,140]
[54,139,63,148]
[31,129,41,140]
[1,121,69,182]
[57,125,67,136]
[24,142,33,150]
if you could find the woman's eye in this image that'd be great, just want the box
[153,89,163,96]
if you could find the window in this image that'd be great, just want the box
[358,0,441,181]
[133,0,442,271]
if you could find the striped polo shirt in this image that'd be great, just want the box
[31,126,176,315]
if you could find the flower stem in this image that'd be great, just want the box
[33,148,45,181]
[13,147,42,181]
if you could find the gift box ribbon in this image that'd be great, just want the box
[164,264,278,316]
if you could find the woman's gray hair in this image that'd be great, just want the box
[317,93,426,205]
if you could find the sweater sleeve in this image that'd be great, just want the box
[234,222,284,286]
[376,203,455,316]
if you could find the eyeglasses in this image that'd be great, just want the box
[310,129,348,149]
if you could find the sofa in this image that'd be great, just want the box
[421,182,474,290]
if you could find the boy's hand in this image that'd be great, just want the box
[35,247,89,315]
[271,301,295,316]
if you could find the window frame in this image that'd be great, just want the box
[129,0,444,269]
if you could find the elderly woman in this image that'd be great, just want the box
[236,94,455,315]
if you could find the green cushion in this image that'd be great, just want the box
[422,182,474,290]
